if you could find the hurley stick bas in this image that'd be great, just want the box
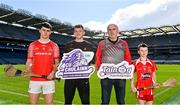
[137,78,176,91]
[4,64,59,80]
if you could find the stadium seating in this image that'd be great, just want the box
[123,33,180,63]
[125,33,180,48]
[0,49,26,64]
[0,3,179,64]
[0,23,179,64]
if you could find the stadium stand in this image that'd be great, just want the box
[0,44,27,64]
[0,3,179,64]
[124,33,180,63]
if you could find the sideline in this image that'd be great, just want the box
[0,89,63,104]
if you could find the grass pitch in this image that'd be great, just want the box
[0,64,180,104]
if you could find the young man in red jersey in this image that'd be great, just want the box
[130,43,158,105]
[96,24,131,104]
[22,22,60,105]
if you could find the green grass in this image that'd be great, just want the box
[162,91,180,104]
[0,64,180,104]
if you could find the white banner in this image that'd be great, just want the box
[56,49,95,79]
[97,61,134,79]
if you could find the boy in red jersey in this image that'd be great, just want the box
[130,43,158,105]
[22,22,60,105]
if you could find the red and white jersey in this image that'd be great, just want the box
[134,58,157,95]
[96,38,131,69]
[28,40,60,81]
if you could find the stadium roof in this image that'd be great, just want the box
[123,25,180,36]
[93,24,180,39]
[0,3,179,39]
[0,3,76,35]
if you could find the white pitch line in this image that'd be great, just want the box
[0,89,63,104]
[155,82,180,97]
[1,82,179,104]
[155,88,171,97]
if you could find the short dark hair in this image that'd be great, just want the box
[138,43,148,50]
[41,22,52,30]
[74,24,84,30]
